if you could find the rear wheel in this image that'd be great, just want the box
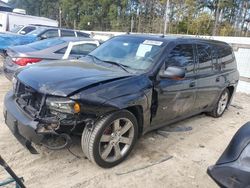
[208,88,230,118]
[81,110,138,168]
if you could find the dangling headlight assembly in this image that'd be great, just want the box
[46,97,81,114]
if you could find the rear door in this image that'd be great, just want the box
[151,43,197,127]
[194,43,223,111]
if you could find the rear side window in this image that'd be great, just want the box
[197,44,213,73]
[61,30,75,37]
[76,32,90,38]
[70,43,97,55]
[167,44,194,74]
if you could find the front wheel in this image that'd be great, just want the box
[81,110,138,168]
[208,88,230,118]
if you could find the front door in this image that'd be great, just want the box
[151,43,197,128]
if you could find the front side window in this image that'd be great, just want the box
[42,29,59,38]
[167,44,194,74]
[90,37,165,71]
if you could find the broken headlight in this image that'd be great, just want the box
[46,97,81,114]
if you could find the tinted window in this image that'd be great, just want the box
[70,43,97,55]
[218,45,232,59]
[197,44,213,73]
[217,44,235,70]
[26,38,65,50]
[76,32,90,38]
[61,30,75,37]
[168,44,194,74]
[42,29,59,38]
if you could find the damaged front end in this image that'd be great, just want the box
[4,79,96,154]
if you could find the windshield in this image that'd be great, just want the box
[26,38,65,50]
[10,25,24,33]
[89,36,165,71]
[26,27,46,36]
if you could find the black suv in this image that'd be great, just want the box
[3,35,239,168]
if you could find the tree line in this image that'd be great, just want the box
[9,0,250,36]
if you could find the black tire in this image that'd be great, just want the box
[208,88,230,118]
[81,110,138,168]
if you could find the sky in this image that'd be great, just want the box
[2,0,8,3]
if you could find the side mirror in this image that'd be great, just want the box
[159,66,185,80]
[40,35,47,40]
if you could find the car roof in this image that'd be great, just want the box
[26,25,82,32]
[59,37,97,42]
[117,34,229,46]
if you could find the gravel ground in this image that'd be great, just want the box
[0,64,249,188]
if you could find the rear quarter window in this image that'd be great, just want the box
[217,44,235,69]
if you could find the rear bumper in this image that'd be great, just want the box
[3,91,44,153]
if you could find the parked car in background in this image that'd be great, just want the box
[26,26,90,39]
[3,37,100,80]
[10,24,49,35]
[0,11,58,33]
[0,26,90,56]
[3,35,239,168]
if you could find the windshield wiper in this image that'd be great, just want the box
[88,54,130,73]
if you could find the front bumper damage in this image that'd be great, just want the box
[3,91,94,154]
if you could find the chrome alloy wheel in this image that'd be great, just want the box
[217,91,229,115]
[99,118,134,163]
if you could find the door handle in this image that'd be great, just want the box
[189,82,196,88]
[216,77,220,82]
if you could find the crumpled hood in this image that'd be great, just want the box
[0,33,37,50]
[17,60,132,97]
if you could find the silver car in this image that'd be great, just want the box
[3,37,100,80]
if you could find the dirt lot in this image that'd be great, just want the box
[0,65,249,188]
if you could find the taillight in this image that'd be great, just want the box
[13,58,42,66]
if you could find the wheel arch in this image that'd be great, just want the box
[125,105,144,137]
[227,85,236,106]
